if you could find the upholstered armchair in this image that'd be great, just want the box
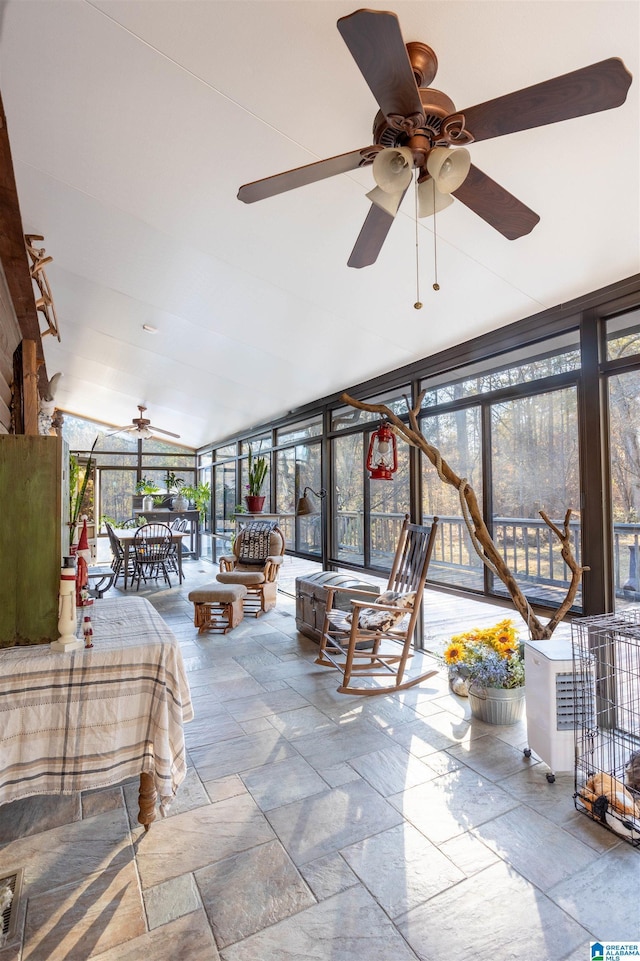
[217,522,286,615]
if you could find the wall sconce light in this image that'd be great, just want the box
[366,422,398,480]
[296,486,327,516]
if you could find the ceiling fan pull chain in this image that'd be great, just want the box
[432,180,440,292]
[413,173,422,309]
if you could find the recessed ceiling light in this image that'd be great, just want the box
[142,324,158,333]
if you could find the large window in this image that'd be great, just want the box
[213,459,237,556]
[421,407,484,591]
[491,387,580,608]
[333,432,363,564]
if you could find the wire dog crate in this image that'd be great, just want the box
[572,612,640,846]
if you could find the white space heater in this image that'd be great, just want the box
[524,637,578,782]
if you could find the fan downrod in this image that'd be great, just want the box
[406,42,438,87]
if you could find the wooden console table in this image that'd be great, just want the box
[0,597,193,831]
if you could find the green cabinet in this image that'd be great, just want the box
[0,435,68,646]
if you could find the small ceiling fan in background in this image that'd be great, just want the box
[238,8,632,267]
[107,405,180,440]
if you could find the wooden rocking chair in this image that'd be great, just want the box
[316,515,439,695]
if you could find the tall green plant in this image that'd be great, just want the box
[181,481,211,522]
[247,449,268,496]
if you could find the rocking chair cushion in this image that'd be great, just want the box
[348,589,417,632]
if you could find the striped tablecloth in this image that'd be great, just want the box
[0,597,193,811]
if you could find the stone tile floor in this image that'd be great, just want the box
[0,560,638,960]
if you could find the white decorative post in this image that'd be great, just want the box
[50,557,83,652]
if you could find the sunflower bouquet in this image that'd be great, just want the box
[443,618,525,690]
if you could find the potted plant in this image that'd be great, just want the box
[181,481,211,524]
[443,618,526,724]
[135,476,161,512]
[245,449,268,512]
[165,471,188,511]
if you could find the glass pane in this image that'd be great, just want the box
[276,448,296,548]
[297,443,322,557]
[241,435,271,454]
[333,433,363,564]
[491,387,581,610]
[605,307,640,361]
[277,417,322,444]
[213,462,236,559]
[140,438,194,455]
[198,452,213,468]
[420,332,580,408]
[62,413,139,452]
[608,369,640,609]
[331,387,410,430]
[91,453,138,467]
[142,454,195,467]
[369,432,409,570]
[99,469,138,527]
[215,444,237,460]
[198,466,212,560]
[421,408,484,590]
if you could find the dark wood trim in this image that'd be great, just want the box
[579,312,611,614]
[0,91,48,400]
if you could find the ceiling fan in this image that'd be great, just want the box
[238,8,632,267]
[107,405,180,440]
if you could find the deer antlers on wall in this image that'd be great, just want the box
[25,234,61,342]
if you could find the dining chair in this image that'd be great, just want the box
[168,517,189,577]
[131,523,174,590]
[105,521,131,584]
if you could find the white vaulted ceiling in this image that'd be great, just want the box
[0,0,638,448]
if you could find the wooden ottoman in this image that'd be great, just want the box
[188,583,248,634]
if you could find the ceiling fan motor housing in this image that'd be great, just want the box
[373,87,459,170]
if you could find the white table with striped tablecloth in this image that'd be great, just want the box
[0,596,193,830]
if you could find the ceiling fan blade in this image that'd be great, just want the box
[348,201,397,268]
[458,58,632,143]
[337,9,424,131]
[106,425,134,436]
[238,148,374,204]
[150,426,181,439]
[452,164,540,240]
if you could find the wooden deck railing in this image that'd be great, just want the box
[335,512,639,599]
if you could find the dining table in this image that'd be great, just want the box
[113,527,189,589]
[0,596,193,831]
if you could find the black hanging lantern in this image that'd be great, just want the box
[366,422,398,480]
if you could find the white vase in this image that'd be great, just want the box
[173,494,189,512]
[142,495,155,511]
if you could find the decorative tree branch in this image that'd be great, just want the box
[342,390,589,640]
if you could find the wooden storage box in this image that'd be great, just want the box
[295,571,380,643]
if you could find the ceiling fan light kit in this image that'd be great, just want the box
[417,180,453,219]
[237,8,631,268]
[425,146,471,194]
